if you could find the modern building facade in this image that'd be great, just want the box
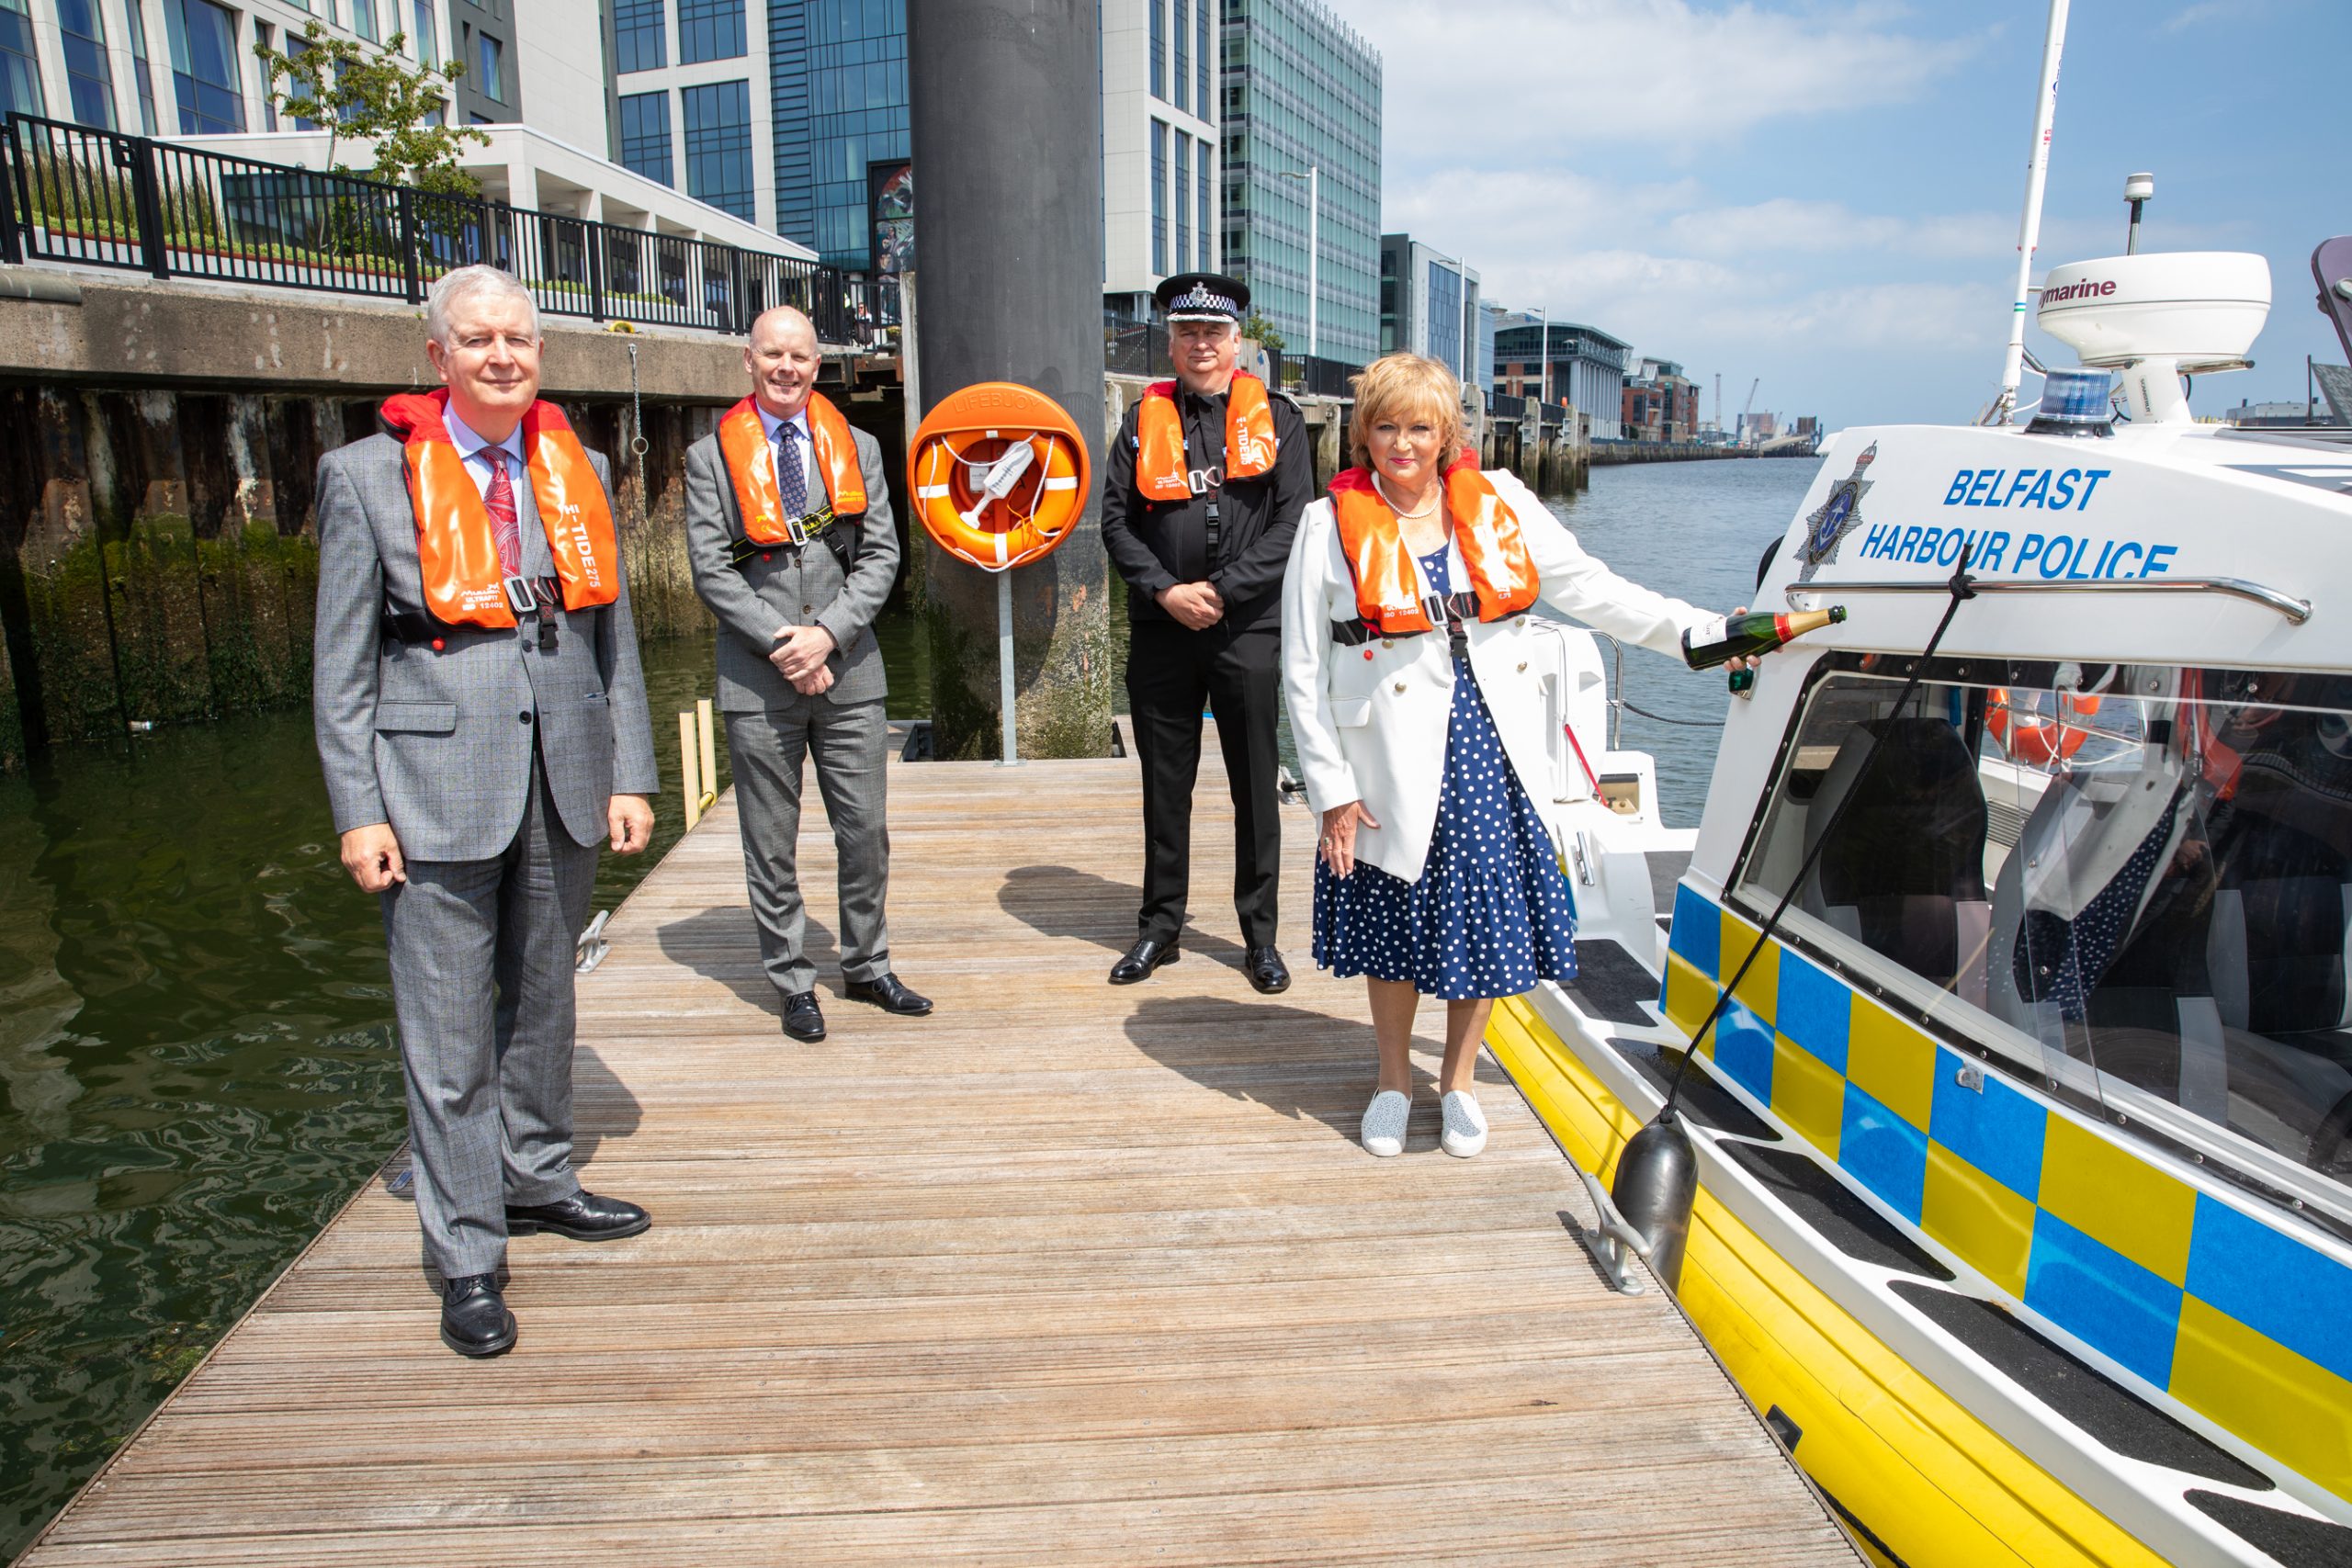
[1102,0,1217,320]
[1218,0,1377,365]
[1622,355,1699,443]
[608,2,1198,293]
[1493,315,1632,440]
[601,0,776,230]
[0,0,492,141]
[1378,232,1479,387]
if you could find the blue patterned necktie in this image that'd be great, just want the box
[775,420,808,521]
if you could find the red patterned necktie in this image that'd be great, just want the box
[485,447,523,578]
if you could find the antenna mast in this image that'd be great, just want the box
[1993,0,2072,424]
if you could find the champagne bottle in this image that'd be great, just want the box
[1681,606,1846,671]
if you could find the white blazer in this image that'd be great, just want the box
[1281,468,1710,884]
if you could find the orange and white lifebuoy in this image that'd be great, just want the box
[1987,686,2101,765]
[908,383,1091,572]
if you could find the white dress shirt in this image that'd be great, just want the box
[755,400,820,501]
[443,406,528,502]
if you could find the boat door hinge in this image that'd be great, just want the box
[1568,832,1597,886]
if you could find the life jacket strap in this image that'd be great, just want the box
[727,503,854,570]
[1329,592,1479,647]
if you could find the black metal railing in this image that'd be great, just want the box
[1277,353,1358,399]
[1488,390,1527,420]
[1,112,862,341]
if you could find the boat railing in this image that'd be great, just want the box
[1786,575,2312,625]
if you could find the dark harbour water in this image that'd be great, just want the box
[0,455,1816,1555]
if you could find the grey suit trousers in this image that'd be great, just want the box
[381,748,596,1278]
[728,698,891,997]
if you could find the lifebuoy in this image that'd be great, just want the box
[1987,686,2101,765]
[907,383,1091,572]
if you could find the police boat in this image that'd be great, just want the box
[1490,242,2352,1568]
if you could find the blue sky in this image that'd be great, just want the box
[1352,0,2347,432]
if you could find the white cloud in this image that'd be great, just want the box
[1349,0,1982,163]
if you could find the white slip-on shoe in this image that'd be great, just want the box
[1361,1089,1410,1157]
[1440,1090,1489,1157]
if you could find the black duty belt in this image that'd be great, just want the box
[1331,592,1481,649]
[729,503,853,569]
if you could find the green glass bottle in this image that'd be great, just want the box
[1681,606,1847,671]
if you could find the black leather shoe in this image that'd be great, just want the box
[440,1273,516,1358]
[1108,937,1180,985]
[505,1190,650,1242]
[782,989,827,1041]
[846,973,933,1016]
[1245,945,1292,995]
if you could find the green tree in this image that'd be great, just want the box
[253,21,488,192]
[1241,311,1285,354]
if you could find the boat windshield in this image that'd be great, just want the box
[1738,660,2352,1208]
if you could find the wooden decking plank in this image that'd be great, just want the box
[18,737,1855,1565]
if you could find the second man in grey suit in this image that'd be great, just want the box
[685,305,932,1041]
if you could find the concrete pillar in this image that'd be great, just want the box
[908,0,1111,760]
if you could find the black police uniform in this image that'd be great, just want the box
[1099,273,1311,987]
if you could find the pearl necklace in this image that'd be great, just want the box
[1374,472,1442,521]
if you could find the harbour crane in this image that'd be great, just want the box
[1740,378,1760,444]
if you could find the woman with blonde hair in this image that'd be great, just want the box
[1281,353,1745,1157]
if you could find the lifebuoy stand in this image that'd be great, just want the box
[907,383,1093,764]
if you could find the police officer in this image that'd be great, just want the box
[1100,273,1311,992]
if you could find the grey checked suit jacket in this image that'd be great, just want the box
[683,421,900,712]
[312,433,662,863]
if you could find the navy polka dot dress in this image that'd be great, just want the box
[1313,547,1580,1000]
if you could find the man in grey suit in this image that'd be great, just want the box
[684,305,932,1041]
[313,265,661,1358]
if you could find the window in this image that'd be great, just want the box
[1149,118,1167,276]
[1148,0,1162,100]
[1738,657,2352,1196]
[1173,134,1190,277]
[165,0,244,133]
[475,30,502,102]
[676,0,743,64]
[351,0,377,43]
[410,0,437,62]
[681,78,753,221]
[1426,260,1462,370]
[1194,0,1207,117]
[0,0,41,118]
[614,0,662,72]
[58,0,118,128]
[124,0,158,131]
[617,90,672,187]
[1171,0,1186,112]
[1195,135,1210,272]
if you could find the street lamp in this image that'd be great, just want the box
[1270,165,1317,361]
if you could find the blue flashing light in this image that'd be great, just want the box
[2027,368,2116,436]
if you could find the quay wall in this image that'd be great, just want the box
[0,269,910,760]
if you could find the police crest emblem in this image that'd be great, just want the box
[1797,443,1876,582]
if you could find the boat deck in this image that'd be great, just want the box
[20,742,1857,1565]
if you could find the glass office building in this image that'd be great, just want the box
[1379,232,1479,386]
[1219,0,1379,365]
[770,0,906,271]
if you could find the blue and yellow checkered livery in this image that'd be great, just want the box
[1664,883,2352,1501]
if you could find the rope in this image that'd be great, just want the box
[1658,547,1980,1119]
[1613,697,1724,728]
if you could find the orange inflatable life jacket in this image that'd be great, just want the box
[1134,372,1276,502]
[379,389,618,629]
[1329,454,1540,636]
[716,392,867,547]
